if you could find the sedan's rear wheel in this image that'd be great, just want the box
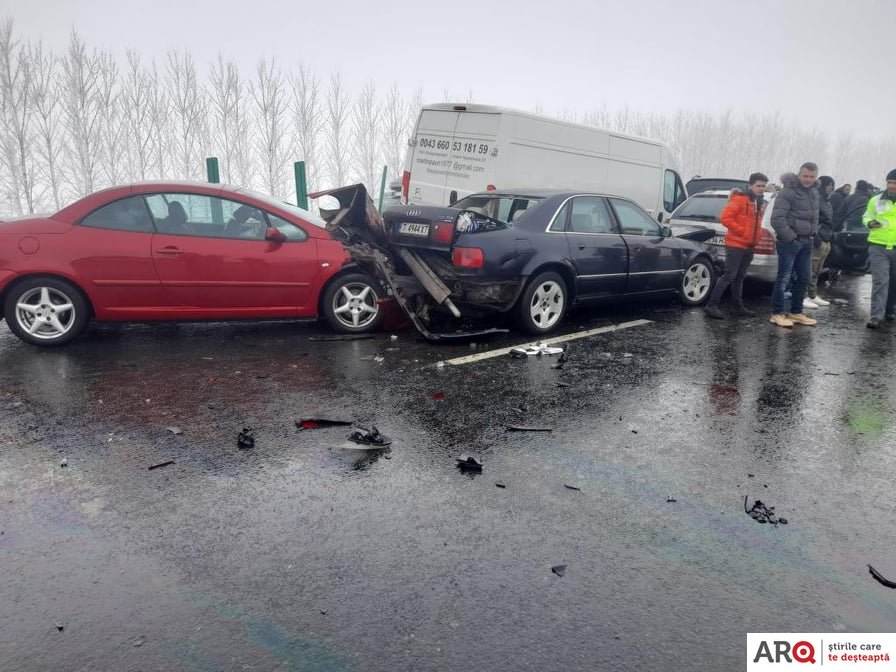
[322,273,384,334]
[680,258,714,306]
[516,271,567,335]
[3,277,89,346]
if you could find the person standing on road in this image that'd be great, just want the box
[769,163,820,328]
[830,183,850,227]
[705,172,768,319]
[804,175,835,308]
[862,169,896,329]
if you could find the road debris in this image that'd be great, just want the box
[556,382,572,388]
[348,426,392,447]
[309,334,375,341]
[166,427,183,435]
[666,496,677,503]
[551,349,570,369]
[510,343,565,358]
[744,496,787,525]
[868,565,896,589]
[551,564,567,577]
[495,482,506,488]
[132,635,147,647]
[432,392,446,401]
[60,458,67,468]
[456,454,483,471]
[148,460,175,471]
[564,484,581,491]
[506,425,553,432]
[295,417,353,430]
[237,427,255,449]
[55,623,64,632]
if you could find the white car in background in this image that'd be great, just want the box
[667,189,778,282]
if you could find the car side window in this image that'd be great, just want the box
[549,201,571,232]
[568,197,614,234]
[79,196,154,233]
[267,213,309,241]
[146,193,267,240]
[610,198,662,237]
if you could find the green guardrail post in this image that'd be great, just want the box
[295,161,308,210]
[206,157,220,183]
[378,165,388,212]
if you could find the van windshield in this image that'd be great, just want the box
[453,195,543,226]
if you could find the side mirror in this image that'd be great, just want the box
[265,227,287,243]
[660,225,673,238]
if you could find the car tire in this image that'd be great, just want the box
[322,273,384,334]
[679,257,714,306]
[516,271,567,335]
[3,276,90,347]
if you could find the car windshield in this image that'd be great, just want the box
[238,189,328,228]
[686,178,745,194]
[672,195,726,221]
[452,195,543,226]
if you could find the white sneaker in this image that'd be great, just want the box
[812,296,831,306]
[803,298,819,309]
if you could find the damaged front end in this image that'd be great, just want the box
[310,184,508,341]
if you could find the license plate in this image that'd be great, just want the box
[709,235,726,246]
[399,222,430,236]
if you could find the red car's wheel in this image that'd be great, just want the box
[4,277,89,347]
[322,273,384,334]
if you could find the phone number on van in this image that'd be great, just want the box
[418,137,490,155]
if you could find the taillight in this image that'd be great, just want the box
[432,221,455,243]
[486,184,496,192]
[401,170,410,203]
[452,247,484,268]
[755,228,775,255]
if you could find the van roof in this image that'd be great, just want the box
[421,102,665,147]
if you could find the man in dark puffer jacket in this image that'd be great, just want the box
[805,175,835,306]
[769,162,820,328]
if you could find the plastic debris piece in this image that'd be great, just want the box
[551,564,567,577]
[456,454,483,471]
[556,382,572,388]
[390,335,399,340]
[495,482,506,488]
[237,427,255,449]
[132,635,146,647]
[564,484,581,491]
[436,361,446,368]
[295,417,353,430]
[374,356,385,363]
[166,427,183,435]
[432,392,446,401]
[348,426,392,447]
[745,497,787,526]
[148,460,175,471]
[667,496,677,503]
[509,343,565,358]
[309,334,374,341]
[623,353,633,358]
[506,425,553,432]
[868,565,896,589]
[55,623,64,632]
[60,458,68,468]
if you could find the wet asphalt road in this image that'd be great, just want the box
[2,273,896,672]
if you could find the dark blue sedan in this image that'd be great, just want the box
[381,189,717,335]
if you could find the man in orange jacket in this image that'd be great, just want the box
[705,172,768,319]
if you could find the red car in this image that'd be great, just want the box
[0,182,385,346]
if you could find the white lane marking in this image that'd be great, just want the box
[444,319,654,366]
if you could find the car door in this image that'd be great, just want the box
[66,195,168,317]
[608,197,683,294]
[553,196,627,299]
[147,192,320,314]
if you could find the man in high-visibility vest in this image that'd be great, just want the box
[863,169,896,329]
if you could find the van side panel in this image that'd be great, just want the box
[407,110,459,205]
[444,113,500,202]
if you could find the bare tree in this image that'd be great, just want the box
[165,50,206,179]
[382,84,407,186]
[60,30,104,196]
[249,57,289,196]
[290,64,323,191]
[0,18,36,213]
[352,80,382,194]
[146,61,170,180]
[121,51,155,181]
[96,51,124,187]
[30,41,65,210]
[324,73,350,188]
[209,55,250,185]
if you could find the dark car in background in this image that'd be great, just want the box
[381,189,717,335]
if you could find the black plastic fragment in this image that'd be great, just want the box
[564,484,581,491]
[148,460,175,471]
[745,497,787,526]
[551,564,567,577]
[495,482,506,488]
[456,454,483,471]
[556,382,572,388]
[506,426,553,432]
[296,417,353,430]
[869,565,896,589]
[348,425,392,447]
[238,427,255,449]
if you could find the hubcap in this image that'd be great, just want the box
[683,264,711,301]
[332,282,379,329]
[529,280,564,329]
[15,286,77,340]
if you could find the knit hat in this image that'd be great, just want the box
[819,175,835,189]
[856,180,871,192]
[887,169,896,181]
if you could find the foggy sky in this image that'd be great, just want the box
[3,0,893,141]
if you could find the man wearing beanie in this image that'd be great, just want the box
[863,169,896,328]
[804,175,836,307]
[769,162,820,328]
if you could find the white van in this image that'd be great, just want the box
[401,103,688,221]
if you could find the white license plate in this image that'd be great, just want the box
[710,235,726,246]
[399,222,430,236]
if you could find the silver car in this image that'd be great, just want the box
[667,189,778,282]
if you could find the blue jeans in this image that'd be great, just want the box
[772,239,813,314]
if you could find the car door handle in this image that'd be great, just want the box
[156,247,182,255]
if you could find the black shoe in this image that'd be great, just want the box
[705,306,725,320]
[886,313,895,322]
[735,305,757,317]
[867,318,881,329]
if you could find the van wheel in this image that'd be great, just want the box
[516,272,567,334]
[680,258,714,306]
[4,276,90,346]
[322,273,384,333]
